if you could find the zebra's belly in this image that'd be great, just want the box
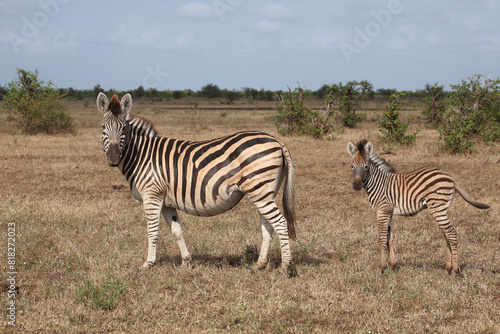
[168,189,245,217]
[393,202,425,216]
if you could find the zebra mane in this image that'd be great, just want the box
[125,113,158,137]
[369,152,396,173]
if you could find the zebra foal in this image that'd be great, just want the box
[347,139,489,276]
[97,93,297,276]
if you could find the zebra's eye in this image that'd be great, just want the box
[363,164,368,170]
[102,124,105,130]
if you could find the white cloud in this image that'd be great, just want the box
[1,30,79,55]
[107,23,127,43]
[176,3,218,20]
[52,31,79,51]
[141,28,161,44]
[257,4,296,20]
[174,31,195,47]
[465,17,482,32]
[294,27,347,49]
[247,20,282,33]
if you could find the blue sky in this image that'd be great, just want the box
[1,0,499,92]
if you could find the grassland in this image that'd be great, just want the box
[1,98,499,333]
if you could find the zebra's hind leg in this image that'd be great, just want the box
[428,202,459,276]
[257,203,296,277]
[387,215,395,270]
[162,207,192,268]
[255,214,274,271]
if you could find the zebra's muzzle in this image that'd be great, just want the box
[353,176,363,190]
[106,143,121,167]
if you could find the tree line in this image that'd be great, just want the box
[0,81,446,102]
[2,69,499,154]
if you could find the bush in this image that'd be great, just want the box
[274,85,324,138]
[422,83,447,126]
[439,75,500,154]
[378,91,419,145]
[325,80,373,128]
[2,69,73,135]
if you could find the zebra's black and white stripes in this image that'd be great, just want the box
[347,139,489,276]
[97,93,297,276]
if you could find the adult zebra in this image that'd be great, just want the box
[97,93,297,276]
[347,139,489,276]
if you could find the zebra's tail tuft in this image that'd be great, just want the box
[456,183,490,209]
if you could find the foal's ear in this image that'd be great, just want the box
[97,92,109,114]
[346,141,356,157]
[365,141,374,155]
[121,93,133,115]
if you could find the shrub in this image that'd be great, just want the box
[325,80,373,128]
[439,75,500,154]
[422,83,447,126]
[274,85,324,138]
[378,91,419,145]
[2,69,73,135]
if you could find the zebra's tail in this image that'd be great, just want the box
[281,142,296,241]
[456,183,490,209]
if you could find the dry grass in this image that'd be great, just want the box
[1,98,499,333]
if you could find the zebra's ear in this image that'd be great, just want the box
[365,141,374,155]
[346,141,356,157]
[121,93,133,115]
[97,93,109,114]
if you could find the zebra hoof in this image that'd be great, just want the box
[254,260,268,271]
[181,256,193,269]
[283,264,298,278]
[140,261,155,271]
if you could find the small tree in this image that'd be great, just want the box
[378,91,419,145]
[440,75,500,154]
[201,83,222,99]
[422,83,446,126]
[2,68,73,135]
[325,80,373,128]
[274,85,323,138]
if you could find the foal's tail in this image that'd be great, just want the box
[456,183,490,209]
[280,140,296,241]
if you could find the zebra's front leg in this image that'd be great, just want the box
[140,197,164,270]
[376,211,392,274]
[255,214,274,271]
[162,207,192,268]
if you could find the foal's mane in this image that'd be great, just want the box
[356,139,396,173]
[370,151,396,174]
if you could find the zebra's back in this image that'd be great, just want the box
[386,166,456,216]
